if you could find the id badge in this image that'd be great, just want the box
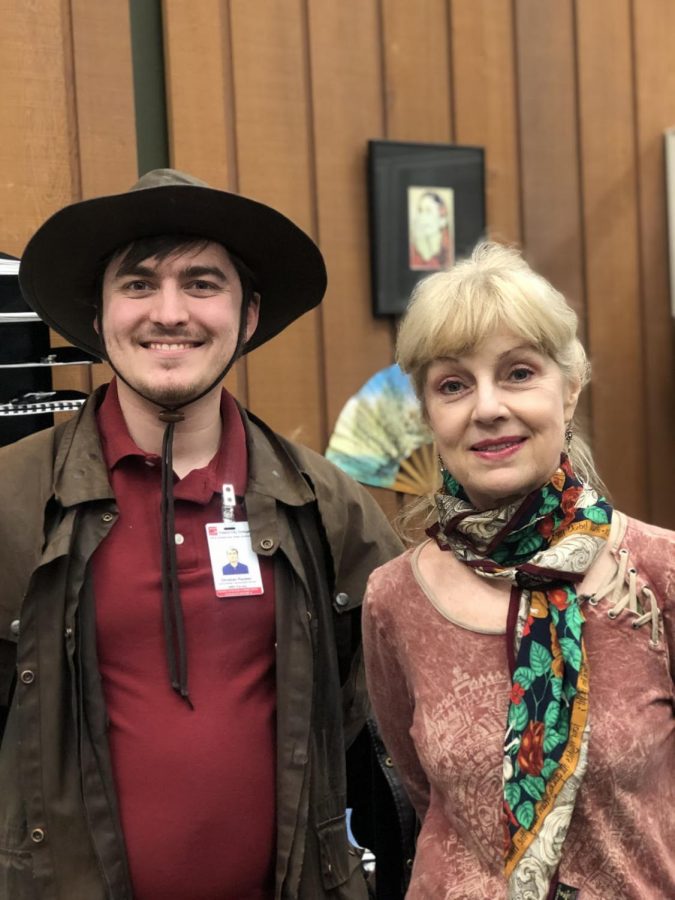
[205,520,264,598]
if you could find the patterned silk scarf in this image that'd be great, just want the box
[429,456,612,897]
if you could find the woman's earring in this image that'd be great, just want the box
[564,424,574,451]
[438,454,449,490]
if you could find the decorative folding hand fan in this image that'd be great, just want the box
[325,364,437,496]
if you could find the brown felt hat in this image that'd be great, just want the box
[19,169,327,357]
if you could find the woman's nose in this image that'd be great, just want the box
[471,382,508,423]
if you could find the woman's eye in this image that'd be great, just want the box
[509,366,534,382]
[439,379,464,395]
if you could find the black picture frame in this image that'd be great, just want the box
[367,140,486,317]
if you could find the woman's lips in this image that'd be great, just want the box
[470,436,526,459]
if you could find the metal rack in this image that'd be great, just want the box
[0,255,92,442]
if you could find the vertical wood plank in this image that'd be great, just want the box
[632,0,675,528]
[450,0,521,244]
[70,0,138,391]
[308,0,398,518]
[0,1,78,255]
[228,0,324,451]
[162,0,244,401]
[575,0,648,517]
[71,0,137,197]
[379,0,453,518]
[514,0,590,430]
[162,0,235,189]
[381,0,453,142]
[515,0,585,327]
[0,1,86,397]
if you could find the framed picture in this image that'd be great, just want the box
[367,140,486,316]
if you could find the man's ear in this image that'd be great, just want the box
[245,292,261,342]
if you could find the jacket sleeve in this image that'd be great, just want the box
[297,449,404,746]
[362,569,430,821]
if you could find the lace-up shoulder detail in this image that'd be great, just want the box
[591,546,662,647]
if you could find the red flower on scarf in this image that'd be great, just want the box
[522,616,533,637]
[561,486,583,514]
[510,682,526,705]
[517,721,545,776]
[549,588,569,611]
[557,485,584,529]
[537,516,555,538]
[503,800,518,827]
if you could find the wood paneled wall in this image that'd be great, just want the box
[1,0,673,526]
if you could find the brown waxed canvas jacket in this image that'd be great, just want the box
[0,386,403,900]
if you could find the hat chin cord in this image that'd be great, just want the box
[98,308,251,707]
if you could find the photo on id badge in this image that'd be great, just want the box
[205,521,264,597]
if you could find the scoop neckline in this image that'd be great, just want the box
[410,541,507,635]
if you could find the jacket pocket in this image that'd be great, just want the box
[316,815,367,896]
[0,846,37,900]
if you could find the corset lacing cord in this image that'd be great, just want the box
[589,548,661,647]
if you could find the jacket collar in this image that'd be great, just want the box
[52,386,316,510]
[241,405,316,507]
[53,387,114,508]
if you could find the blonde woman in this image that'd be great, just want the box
[363,243,674,899]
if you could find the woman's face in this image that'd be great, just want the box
[423,329,580,510]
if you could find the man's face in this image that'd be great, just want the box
[227,548,239,565]
[100,242,259,407]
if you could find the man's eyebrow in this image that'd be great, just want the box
[113,262,157,280]
[112,263,229,281]
[181,265,228,281]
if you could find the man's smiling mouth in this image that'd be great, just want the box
[140,339,204,352]
[145,341,201,350]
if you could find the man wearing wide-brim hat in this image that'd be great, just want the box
[0,170,404,899]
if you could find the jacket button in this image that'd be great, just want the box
[20,669,35,684]
[260,537,274,551]
[384,756,394,768]
[335,592,350,607]
[30,827,45,843]
[101,512,114,523]
[10,619,20,636]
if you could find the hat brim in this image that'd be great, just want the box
[19,184,327,357]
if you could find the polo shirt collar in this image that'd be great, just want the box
[96,378,247,504]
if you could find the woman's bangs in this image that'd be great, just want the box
[427,289,551,361]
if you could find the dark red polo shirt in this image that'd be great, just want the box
[92,380,276,900]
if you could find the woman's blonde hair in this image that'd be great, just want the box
[396,242,606,521]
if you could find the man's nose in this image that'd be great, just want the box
[149,282,189,327]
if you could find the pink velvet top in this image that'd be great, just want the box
[363,512,675,899]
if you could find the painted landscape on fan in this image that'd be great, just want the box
[325,364,436,495]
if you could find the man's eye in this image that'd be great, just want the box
[124,280,151,291]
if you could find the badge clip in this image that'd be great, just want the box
[221,483,236,522]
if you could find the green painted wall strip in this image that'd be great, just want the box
[129,0,169,174]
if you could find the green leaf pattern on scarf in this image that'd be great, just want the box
[435,456,613,856]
